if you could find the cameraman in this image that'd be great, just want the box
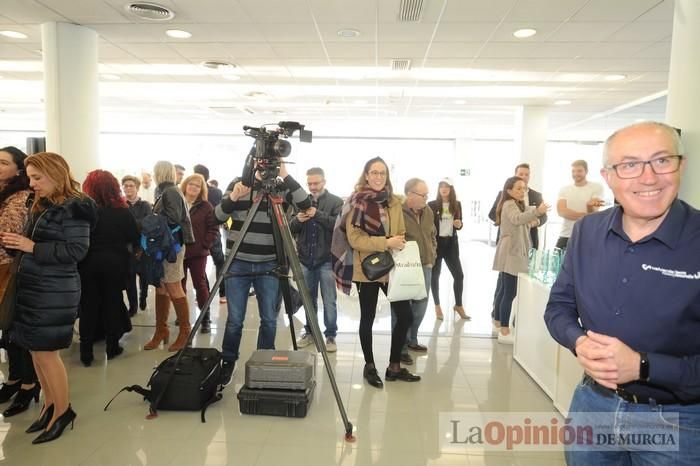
[215,161,311,385]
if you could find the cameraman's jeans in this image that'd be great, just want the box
[391,266,431,350]
[301,261,338,338]
[221,259,278,363]
[565,377,700,466]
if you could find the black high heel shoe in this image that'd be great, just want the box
[2,384,40,417]
[26,404,54,433]
[0,381,21,403]
[32,406,77,445]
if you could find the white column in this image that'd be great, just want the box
[666,0,700,207]
[515,106,549,192]
[42,22,99,183]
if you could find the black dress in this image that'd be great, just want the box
[78,207,139,346]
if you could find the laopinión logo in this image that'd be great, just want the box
[439,412,679,452]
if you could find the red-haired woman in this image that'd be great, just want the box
[180,174,218,333]
[79,170,139,366]
[1,152,96,444]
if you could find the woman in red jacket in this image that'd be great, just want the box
[180,174,218,333]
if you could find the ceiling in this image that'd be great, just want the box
[0,0,674,140]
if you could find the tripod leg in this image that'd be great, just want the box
[269,200,354,440]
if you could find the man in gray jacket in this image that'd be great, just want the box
[290,167,343,352]
[393,178,437,364]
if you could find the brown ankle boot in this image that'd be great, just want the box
[168,297,192,352]
[144,294,170,350]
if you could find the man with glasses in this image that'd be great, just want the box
[555,159,604,249]
[392,178,436,364]
[545,121,700,465]
[290,167,343,352]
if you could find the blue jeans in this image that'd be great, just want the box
[221,259,279,362]
[301,261,338,338]
[566,377,700,465]
[391,266,432,349]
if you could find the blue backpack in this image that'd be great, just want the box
[138,214,182,286]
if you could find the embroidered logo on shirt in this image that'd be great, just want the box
[641,264,700,280]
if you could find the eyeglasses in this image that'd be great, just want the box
[410,191,428,199]
[606,155,683,179]
[368,170,387,177]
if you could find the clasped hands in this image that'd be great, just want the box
[575,330,641,389]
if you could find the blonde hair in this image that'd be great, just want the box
[153,160,176,185]
[24,152,82,212]
[180,173,208,202]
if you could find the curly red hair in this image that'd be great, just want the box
[83,169,127,209]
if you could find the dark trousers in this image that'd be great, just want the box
[182,255,210,317]
[355,281,412,365]
[79,256,131,346]
[209,230,226,297]
[556,236,569,249]
[431,237,464,306]
[126,257,148,310]
[494,272,518,327]
[7,340,37,384]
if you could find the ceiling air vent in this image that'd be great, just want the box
[398,0,423,22]
[201,61,236,71]
[125,2,175,21]
[391,59,411,71]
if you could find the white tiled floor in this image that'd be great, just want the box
[0,240,566,465]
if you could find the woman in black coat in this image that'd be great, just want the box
[79,170,139,366]
[1,152,96,444]
[428,178,470,321]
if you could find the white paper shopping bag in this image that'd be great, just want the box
[387,241,426,302]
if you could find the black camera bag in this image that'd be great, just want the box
[104,347,223,422]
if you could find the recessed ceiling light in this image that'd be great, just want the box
[166,29,191,39]
[454,100,466,105]
[337,29,360,38]
[221,74,240,81]
[0,30,28,39]
[100,74,121,81]
[513,28,537,39]
[604,74,627,81]
[554,99,572,106]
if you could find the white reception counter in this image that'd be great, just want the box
[512,273,583,416]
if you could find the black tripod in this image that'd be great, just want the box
[185,175,354,439]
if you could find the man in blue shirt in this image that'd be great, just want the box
[544,121,700,465]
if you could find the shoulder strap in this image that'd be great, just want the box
[103,384,152,412]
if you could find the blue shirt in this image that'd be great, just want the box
[544,199,700,402]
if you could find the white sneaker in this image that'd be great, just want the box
[325,337,337,353]
[297,333,314,348]
[497,332,514,345]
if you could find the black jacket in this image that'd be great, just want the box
[290,190,343,268]
[428,200,463,247]
[154,182,195,245]
[12,196,97,351]
[127,198,152,228]
[488,188,547,249]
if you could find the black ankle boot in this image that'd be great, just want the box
[139,293,148,311]
[106,337,123,360]
[80,342,94,367]
[32,406,77,444]
[0,381,21,403]
[26,404,54,433]
[2,384,40,417]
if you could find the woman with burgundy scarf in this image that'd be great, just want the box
[346,157,421,388]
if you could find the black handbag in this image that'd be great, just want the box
[104,347,223,422]
[361,251,394,281]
